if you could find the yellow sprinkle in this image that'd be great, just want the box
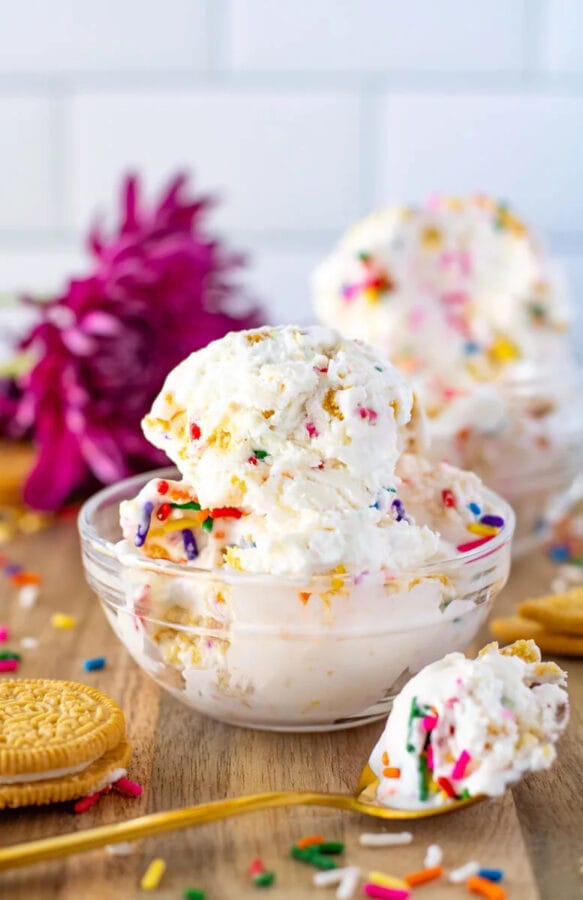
[160,516,206,532]
[364,285,382,304]
[330,564,346,592]
[420,224,442,248]
[488,335,521,363]
[368,872,409,890]
[141,858,166,891]
[50,613,76,629]
[467,522,499,537]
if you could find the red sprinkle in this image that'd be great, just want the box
[441,489,456,508]
[306,422,319,438]
[74,792,102,814]
[247,456,258,466]
[456,535,494,553]
[210,507,242,520]
[437,776,457,799]
[156,503,172,522]
[189,422,202,440]
[157,480,169,495]
[0,659,18,673]
[248,858,266,876]
[359,407,378,421]
[113,777,143,797]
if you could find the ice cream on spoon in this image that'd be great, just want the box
[364,639,569,810]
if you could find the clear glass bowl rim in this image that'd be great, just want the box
[78,466,516,585]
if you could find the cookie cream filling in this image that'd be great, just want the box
[0,758,99,784]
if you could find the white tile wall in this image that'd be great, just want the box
[230,0,528,73]
[0,246,84,293]
[542,0,583,74]
[0,0,209,73]
[380,93,583,234]
[0,0,581,342]
[70,91,362,233]
[0,97,54,231]
[238,240,327,326]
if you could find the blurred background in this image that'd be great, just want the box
[0,0,582,340]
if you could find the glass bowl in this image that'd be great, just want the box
[426,364,583,556]
[79,468,515,733]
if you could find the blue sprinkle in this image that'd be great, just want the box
[83,657,106,672]
[478,869,504,883]
[468,502,481,516]
[464,340,480,355]
[182,528,199,561]
[549,544,570,562]
[370,500,380,509]
[135,501,154,548]
[4,563,23,575]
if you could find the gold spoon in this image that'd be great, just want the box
[0,764,481,870]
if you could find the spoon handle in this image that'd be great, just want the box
[0,792,359,870]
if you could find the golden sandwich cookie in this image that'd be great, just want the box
[0,679,131,809]
[518,586,583,637]
[490,616,583,657]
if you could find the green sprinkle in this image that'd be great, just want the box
[202,516,214,533]
[374,365,383,372]
[0,651,21,661]
[183,889,206,900]
[252,449,268,460]
[171,501,201,511]
[407,696,424,752]
[418,754,429,803]
[253,871,275,887]
[317,842,344,855]
[461,788,471,799]
[290,847,336,869]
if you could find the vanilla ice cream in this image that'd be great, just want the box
[367,639,568,808]
[109,325,514,730]
[313,196,582,551]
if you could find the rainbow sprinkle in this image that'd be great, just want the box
[135,501,154,547]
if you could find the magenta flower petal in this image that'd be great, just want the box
[23,422,89,511]
[0,171,265,509]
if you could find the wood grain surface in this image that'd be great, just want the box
[0,520,581,900]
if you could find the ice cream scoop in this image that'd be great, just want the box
[122,325,508,578]
[312,196,582,552]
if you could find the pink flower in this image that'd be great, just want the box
[1,173,264,510]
